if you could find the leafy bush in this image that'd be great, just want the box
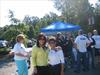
[0,47,10,56]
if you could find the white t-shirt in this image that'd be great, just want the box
[74,35,89,52]
[92,35,100,49]
[48,50,65,66]
[13,43,27,60]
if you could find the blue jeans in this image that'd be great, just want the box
[75,52,89,71]
[15,60,28,75]
[88,47,96,68]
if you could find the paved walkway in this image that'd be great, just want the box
[0,57,100,75]
[65,64,100,75]
[0,60,33,75]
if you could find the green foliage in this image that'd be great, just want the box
[8,10,20,25]
[53,0,100,33]
[0,28,21,41]
[27,25,34,39]
[0,10,61,41]
[1,1,100,41]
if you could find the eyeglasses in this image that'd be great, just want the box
[49,41,56,44]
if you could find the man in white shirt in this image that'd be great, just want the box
[92,30,100,55]
[92,30,100,64]
[74,30,90,73]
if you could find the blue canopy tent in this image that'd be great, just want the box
[41,21,81,32]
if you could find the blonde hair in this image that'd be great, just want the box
[16,34,25,42]
[48,36,56,43]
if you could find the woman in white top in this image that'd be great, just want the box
[48,37,65,75]
[12,34,28,75]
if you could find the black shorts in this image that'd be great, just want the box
[48,64,61,75]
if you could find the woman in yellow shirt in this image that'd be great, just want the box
[31,33,49,75]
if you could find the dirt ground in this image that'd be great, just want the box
[0,57,100,75]
[0,61,16,75]
[0,56,33,75]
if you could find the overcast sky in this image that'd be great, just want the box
[0,0,98,27]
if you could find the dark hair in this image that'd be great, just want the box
[36,33,46,48]
[78,29,83,35]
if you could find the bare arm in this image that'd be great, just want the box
[74,43,77,49]
[15,52,28,57]
[61,64,64,75]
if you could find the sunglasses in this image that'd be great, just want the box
[39,38,45,40]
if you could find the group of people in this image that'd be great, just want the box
[54,29,100,73]
[9,29,100,75]
[10,33,65,75]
